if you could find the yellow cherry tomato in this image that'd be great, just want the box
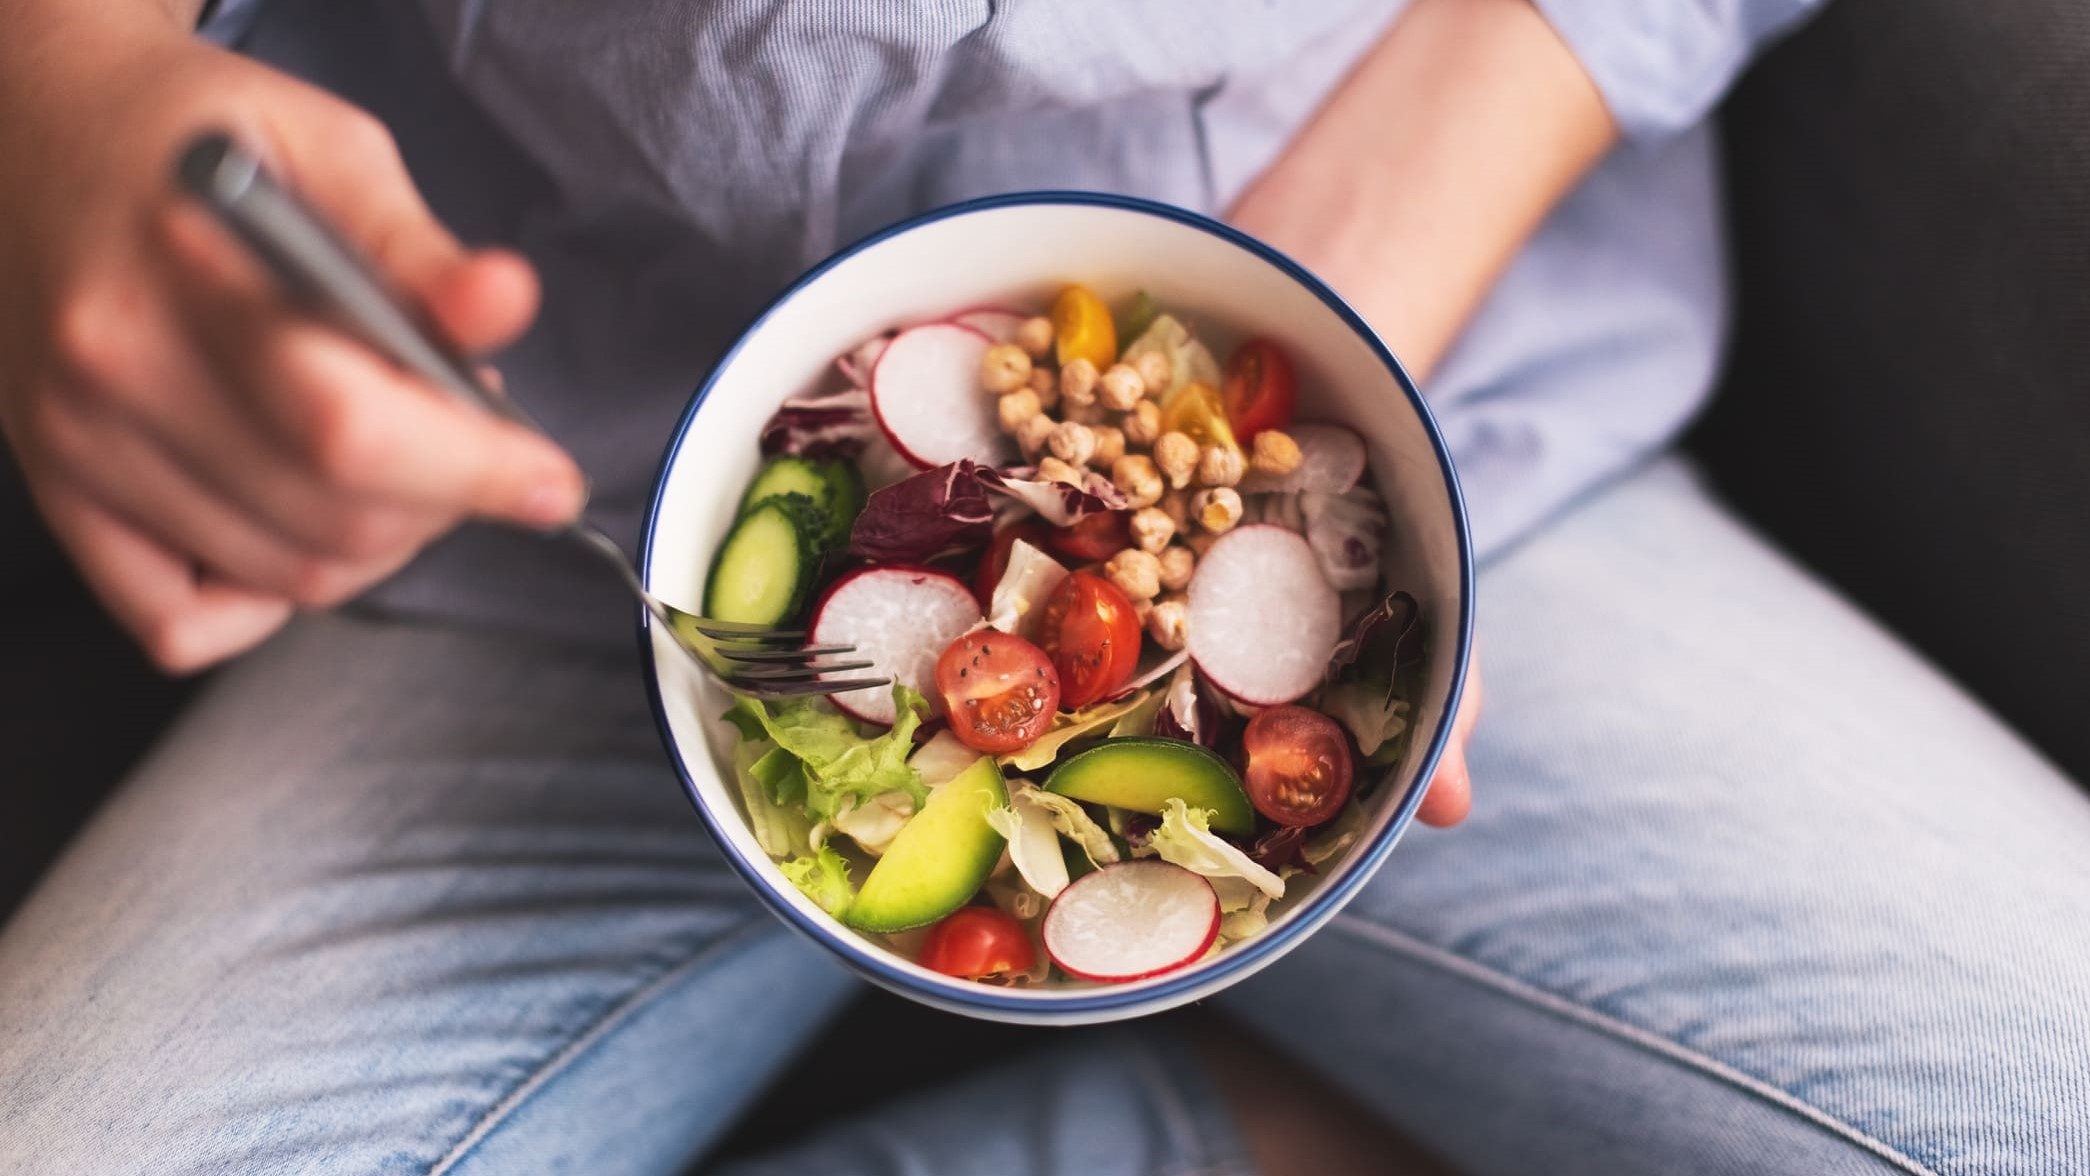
[1052,284,1117,370]
[1158,380,1240,452]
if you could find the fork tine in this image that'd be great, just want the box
[722,659,877,681]
[733,676,890,700]
[707,642,857,662]
[689,620,808,641]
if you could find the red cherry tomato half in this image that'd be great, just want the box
[974,521,1053,606]
[1220,338,1298,441]
[918,906,1038,982]
[935,630,1061,753]
[1036,572,1142,710]
[1045,511,1132,564]
[1241,705,1353,827]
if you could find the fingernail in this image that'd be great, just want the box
[521,478,581,528]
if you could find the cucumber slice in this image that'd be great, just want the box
[1045,737,1255,836]
[702,496,821,626]
[845,756,1008,933]
[738,457,865,546]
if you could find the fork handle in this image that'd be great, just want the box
[174,131,543,434]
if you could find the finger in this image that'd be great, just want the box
[158,206,583,527]
[49,280,453,561]
[37,391,403,605]
[246,103,539,353]
[1417,745,1472,827]
[35,482,291,674]
[1419,652,1484,828]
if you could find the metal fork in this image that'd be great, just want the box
[173,132,887,700]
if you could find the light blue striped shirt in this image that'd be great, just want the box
[210,0,1823,639]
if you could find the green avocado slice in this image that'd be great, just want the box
[1043,738,1255,836]
[844,756,1007,933]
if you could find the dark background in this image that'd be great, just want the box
[4,0,2085,1159]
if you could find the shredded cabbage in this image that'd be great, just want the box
[986,539,1068,640]
[1148,799,1286,900]
[1299,486,1387,592]
[1121,314,1221,399]
[1000,690,1154,773]
[1021,788,1121,868]
[909,729,985,788]
[986,791,1070,899]
[830,790,915,856]
[1320,681,1411,759]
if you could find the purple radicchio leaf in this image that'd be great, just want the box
[759,388,877,460]
[1248,825,1316,875]
[1326,589,1422,684]
[1153,663,1228,749]
[985,466,1129,526]
[847,460,999,563]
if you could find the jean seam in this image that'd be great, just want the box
[1327,913,1944,1176]
[1125,1035,1261,1176]
[425,917,777,1176]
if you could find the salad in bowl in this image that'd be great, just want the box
[641,193,1470,1024]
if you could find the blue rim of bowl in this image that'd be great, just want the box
[638,190,1475,1016]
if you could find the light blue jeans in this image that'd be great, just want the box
[3,458,2085,1175]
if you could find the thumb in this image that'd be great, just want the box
[268,106,538,354]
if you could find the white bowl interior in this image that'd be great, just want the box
[645,200,1467,1020]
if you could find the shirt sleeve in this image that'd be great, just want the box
[195,0,266,45]
[1530,0,1826,143]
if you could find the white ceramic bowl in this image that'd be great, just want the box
[640,193,1473,1025]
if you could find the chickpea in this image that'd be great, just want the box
[1060,356,1099,406]
[1146,595,1190,651]
[1190,487,1244,534]
[1036,456,1084,485]
[1015,413,1057,459]
[1097,363,1146,412]
[1156,488,1191,529]
[997,389,1042,434]
[1048,420,1098,467]
[1157,545,1196,592]
[979,342,1032,395]
[1109,454,1165,509]
[1152,431,1199,490]
[1128,506,1176,554]
[1250,429,1305,477]
[1027,364,1060,410]
[1015,315,1055,359]
[1121,400,1162,448]
[1195,444,1245,488]
[1103,548,1163,601]
[1090,424,1127,468]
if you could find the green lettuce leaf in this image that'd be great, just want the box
[779,842,855,917]
[725,684,931,822]
[732,741,814,858]
[1148,798,1286,901]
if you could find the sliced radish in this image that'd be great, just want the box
[950,308,1026,344]
[1238,423,1367,496]
[1043,861,1219,982]
[1187,525,1341,705]
[870,323,1013,470]
[811,567,983,725]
